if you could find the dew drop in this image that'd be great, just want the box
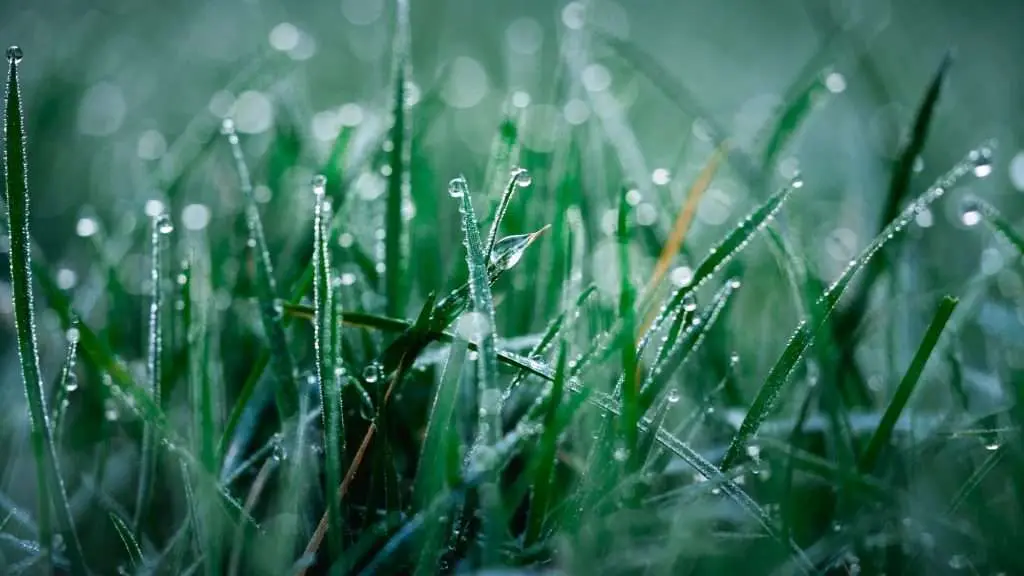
[363,363,382,384]
[682,294,698,312]
[156,214,174,234]
[6,45,23,64]
[271,433,288,462]
[970,147,994,178]
[448,176,467,198]
[613,446,629,462]
[312,174,327,196]
[984,441,1001,451]
[220,118,236,135]
[512,167,533,187]
[666,389,680,404]
[960,198,982,227]
[64,374,79,392]
[790,172,805,189]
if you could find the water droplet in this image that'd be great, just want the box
[960,198,982,227]
[312,174,327,196]
[984,441,1001,451]
[64,374,79,392]
[710,486,721,495]
[666,389,680,404]
[271,433,288,462]
[613,446,629,462]
[489,231,541,270]
[363,363,382,384]
[448,176,467,198]
[971,147,993,178]
[682,294,698,312]
[728,278,742,289]
[512,167,532,187]
[6,46,23,64]
[790,172,805,189]
[729,351,740,364]
[156,214,174,234]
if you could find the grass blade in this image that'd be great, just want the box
[835,54,952,338]
[134,213,172,529]
[484,168,531,262]
[3,46,87,573]
[110,512,144,568]
[312,175,344,557]
[51,319,81,449]
[220,118,299,421]
[524,339,567,546]
[859,296,958,472]
[617,190,641,471]
[646,181,797,340]
[720,143,988,471]
[384,0,412,318]
[966,196,1024,258]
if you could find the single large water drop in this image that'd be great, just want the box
[970,147,994,178]
[156,214,174,234]
[448,176,467,198]
[220,118,236,135]
[6,46,23,64]
[959,198,982,227]
[512,167,533,187]
[312,174,327,196]
[489,233,531,270]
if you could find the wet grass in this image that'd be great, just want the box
[1,9,1022,576]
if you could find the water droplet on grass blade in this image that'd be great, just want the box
[312,174,327,196]
[6,45,23,64]
[960,198,982,227]
[448,176,467,198]
[666,389,680,403]
[512,167,532,187]
[363,363,382,384]
[156,214,174,234]
[970,146,994,178]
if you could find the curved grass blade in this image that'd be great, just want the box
[646,181,796,341]
[720,143,989,471]
[220,118,299,420]
[134,213,172,530]
[384,0,412,318]
[311,176,344,557]
[859,296,958,472]
[3,47,87,573]
[110,512,143,568]
[484,168,530,262]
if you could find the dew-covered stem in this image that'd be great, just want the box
[3,46,87,573]
[384,0,412,318]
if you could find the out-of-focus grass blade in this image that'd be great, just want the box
[967,196,1024,258]
[412,339,468,576]
[524,340,567,546]
[134,213,172,530]
[221,118,299,420]
[617,190,641,471]
[720,143,987,471]
[646,182,796,341]
[384,0,412,318]
[835,54,952,338]
[759,72,828,171]
[110,512,143,568]
[311,176,344,557]
[2,47,87,573]
[859,296,958,472]
[947,444,1005,514]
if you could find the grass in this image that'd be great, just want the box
[1,8,1023,576]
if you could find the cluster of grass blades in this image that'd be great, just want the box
[2,6,1023,575]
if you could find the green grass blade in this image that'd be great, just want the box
[110,512,144,568]
[617,190,641,471]
[720,144,987,471]
[647,182,796,339]
[312,176,344,557]
[51,319,81,450]
[450,176,500,445]
[524,339,567,546]
[384,0,412,318]
[760,71,828,171]
[836,54,952,334]
[859,296,958,472]
[967,196,1024,258]
[220,118,298,421]
[134,213,172,530]
[3,46,87,573]
[947,444,1005,514]
[484,168,530,262]
[412,339,468,575]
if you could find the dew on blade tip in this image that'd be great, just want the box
[790,172,804,189]
[448,176,467,198]
[512,167,532,187]
[155,214,174,234]
[960,197,982,227]
[220,118,236,135]
[970,146,994,178]
[6,45,23,64]
[312,174,327,196]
